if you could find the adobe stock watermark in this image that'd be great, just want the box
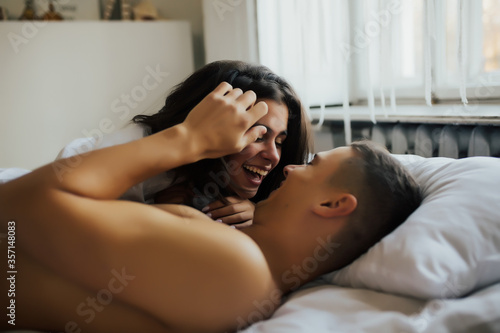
[52,64,169,181]
[234,235,341,330]
[57,267,135,333]
[212,0,243,21]
[7,20,47,54]
[6,0,73,54]
[192,159,242,209]
[340,0,404,62]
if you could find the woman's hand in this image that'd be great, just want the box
[203,196,255,229]
[180,82,268,160]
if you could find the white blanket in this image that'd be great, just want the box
[241,281,500,332]
[5,282,500,333]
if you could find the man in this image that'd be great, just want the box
[0,83,421,333]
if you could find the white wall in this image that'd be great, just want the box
[0,21,194,169]
[0,0,205,68]
[97,0,205,68]
[146,0,205,69]
[202,0,258,64]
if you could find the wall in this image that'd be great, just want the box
[149,0,204,69]
[0,0,205,69]
[0,21,194,169]
[99,0,205,69]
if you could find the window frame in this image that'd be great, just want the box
[433,0,500,102]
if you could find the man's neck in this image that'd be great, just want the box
[241,224,320,294]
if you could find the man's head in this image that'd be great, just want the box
[254,140,422,277]
[327,140,423,269]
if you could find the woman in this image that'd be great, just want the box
[58,60,312,227]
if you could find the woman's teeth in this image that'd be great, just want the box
[243,165,268,177]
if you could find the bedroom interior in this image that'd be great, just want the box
[0,0,499,332]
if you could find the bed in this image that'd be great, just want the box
[239,153,500,332]
[1,153,499,332]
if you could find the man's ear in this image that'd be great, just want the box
[312,194,357,218]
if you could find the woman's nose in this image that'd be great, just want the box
[261,141,280,166]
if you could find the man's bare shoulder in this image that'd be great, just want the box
[151,203,212,220]
[104,202,278,332]
[149,203,272,282]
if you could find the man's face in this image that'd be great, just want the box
[255,146,356,215]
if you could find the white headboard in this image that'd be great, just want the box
[0,21,194,169]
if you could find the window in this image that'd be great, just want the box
[435,0,500,101]
[256,0,500,118]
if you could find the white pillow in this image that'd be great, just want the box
[0,168,30,184]
[322,155,500,299]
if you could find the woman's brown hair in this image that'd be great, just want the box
[133,60,312,207]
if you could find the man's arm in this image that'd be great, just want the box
[0,83,274,330]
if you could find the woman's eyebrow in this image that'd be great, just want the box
[253,124,288,137]
[278,129,288,136]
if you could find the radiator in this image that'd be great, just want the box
[315,122,500,158]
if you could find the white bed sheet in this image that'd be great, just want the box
[5,281,500,333]
[240,281,500,333]
[0,168,30,184]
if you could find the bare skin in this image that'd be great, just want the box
[0,83,355,332]
[0,83,278,332]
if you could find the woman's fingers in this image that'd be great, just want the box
[213,81,233,96]
[242,101,269,146]
[236,90,257,110]
[225,87,244,99]
[215,212,252,225]
[182,83,268,160]
[203,197,256,226]
[231,220,253,229]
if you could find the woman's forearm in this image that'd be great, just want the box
[46,124,198,200]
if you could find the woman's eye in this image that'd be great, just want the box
[275,137,285,147]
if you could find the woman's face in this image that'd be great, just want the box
[223,99,289,199]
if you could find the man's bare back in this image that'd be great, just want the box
[1,204,278,333]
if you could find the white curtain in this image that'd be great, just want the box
[256,0,498,143]
[257,0,347,130]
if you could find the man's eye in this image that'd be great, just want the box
[306,154,317,165]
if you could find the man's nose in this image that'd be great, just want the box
[283,164,299,177]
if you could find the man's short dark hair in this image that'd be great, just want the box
[330,140,422,270]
